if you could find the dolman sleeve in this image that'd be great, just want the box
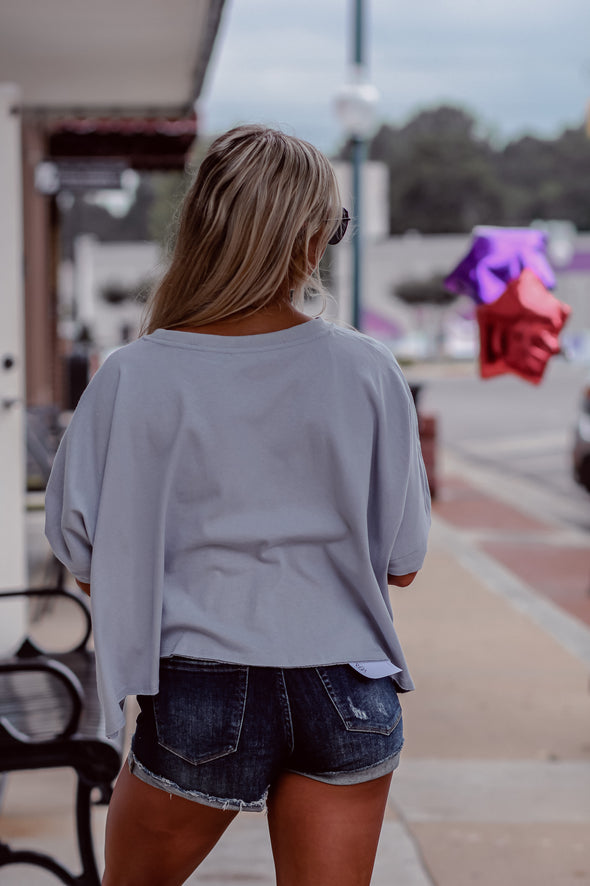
[376,357,431,577]
[45,349,165,738]
[387,395,431,575]
[45,356,121,583]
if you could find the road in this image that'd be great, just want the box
[405,358,590,533]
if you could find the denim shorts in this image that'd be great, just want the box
[129,657,404,812]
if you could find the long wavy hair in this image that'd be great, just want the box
[141,125,342,334]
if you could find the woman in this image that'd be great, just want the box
[45,125,430,886]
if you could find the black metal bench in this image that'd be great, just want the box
[0,588,124,885]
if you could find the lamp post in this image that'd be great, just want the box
[334,0,378,329]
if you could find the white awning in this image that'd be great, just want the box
[0,0,226,116]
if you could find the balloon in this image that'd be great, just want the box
[477,269,570,384]
[445,227,555,305]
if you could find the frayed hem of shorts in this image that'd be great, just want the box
[287,749,402,786]
[127,751,268,813]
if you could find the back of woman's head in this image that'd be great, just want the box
[143,125,342,333]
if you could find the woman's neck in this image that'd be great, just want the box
[175,300,311,336]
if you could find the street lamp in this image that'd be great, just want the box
[334,0,379,329]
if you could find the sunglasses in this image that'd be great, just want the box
[328,208,350,246]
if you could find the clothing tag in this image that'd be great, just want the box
[349,660,402,679]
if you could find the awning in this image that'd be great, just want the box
[47,115,199,170]
[0,1,226,117]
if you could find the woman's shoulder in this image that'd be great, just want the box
[321,321,414,409]
[92,336,158,382]
[324,321,404,374]
[75,339,151,407]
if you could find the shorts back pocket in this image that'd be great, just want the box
[316,665,402,736]
[154,658,249,765]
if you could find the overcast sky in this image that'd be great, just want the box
[199,0,589,153]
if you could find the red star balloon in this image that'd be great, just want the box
[477,269,571,384]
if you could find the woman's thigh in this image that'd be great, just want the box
[102,762,237,886]
[267,770,394,886]
[268,667,402,885]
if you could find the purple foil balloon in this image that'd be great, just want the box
[444,227,555,305]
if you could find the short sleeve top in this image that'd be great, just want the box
[45,318,431,737]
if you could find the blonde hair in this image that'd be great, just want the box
[142,125,342,334]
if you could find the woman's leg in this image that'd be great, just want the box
[267,770,393,886]
[102,763,238,886]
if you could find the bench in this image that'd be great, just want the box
[0,587,124,885]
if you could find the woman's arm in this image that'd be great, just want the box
[387,572,418,588]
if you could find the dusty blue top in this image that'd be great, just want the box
[45,318,431,737]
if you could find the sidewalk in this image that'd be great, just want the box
[2,458,590,885]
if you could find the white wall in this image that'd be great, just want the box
[0,83,27,651]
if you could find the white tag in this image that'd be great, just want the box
[349,660,402,679]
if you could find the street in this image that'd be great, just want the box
[408,358,590,533]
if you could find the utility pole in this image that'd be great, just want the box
[335,0,378,329]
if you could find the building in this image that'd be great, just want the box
[0,1,227,614]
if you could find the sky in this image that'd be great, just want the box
[199,0,590,154]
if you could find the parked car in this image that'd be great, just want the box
[573,376,590,493]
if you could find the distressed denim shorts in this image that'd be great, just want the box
[128,657,404,812]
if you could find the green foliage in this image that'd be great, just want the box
[352,106,590,234]
[498,126,590,230]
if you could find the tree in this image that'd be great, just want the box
[365,107,505,234]
[358,106,590,235]
[499,126,590,229]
